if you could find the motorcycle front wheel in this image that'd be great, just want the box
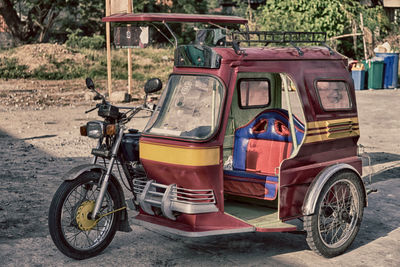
[48,171,121,259]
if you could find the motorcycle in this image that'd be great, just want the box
[48,77,162,259]
[49,12,369,260]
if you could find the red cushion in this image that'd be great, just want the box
[246,139,292,174]
[224,179,266,198]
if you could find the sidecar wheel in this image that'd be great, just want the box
[304,171,364,258]
[48,171,121,259]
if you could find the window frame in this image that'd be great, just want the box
[143,73,226,142]
[314,79,353,112]
[238,78,271,109]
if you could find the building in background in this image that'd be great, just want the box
[383,0,400,24]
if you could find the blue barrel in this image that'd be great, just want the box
[351,70,365,90]
[375,52,399,89]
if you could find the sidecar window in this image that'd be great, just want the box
[315,80,351,110]
[145,75,224,140]
[239,79,270,108]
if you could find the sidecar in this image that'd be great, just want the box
[103,13,367,258]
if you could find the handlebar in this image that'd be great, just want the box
[84,101,154,124]
[85,104,99,114]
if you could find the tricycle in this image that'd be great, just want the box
[48,13,367,259]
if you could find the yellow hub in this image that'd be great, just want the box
[76,200,97,231]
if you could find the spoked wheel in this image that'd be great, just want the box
[304,171,365,258]
[48,171,122,259]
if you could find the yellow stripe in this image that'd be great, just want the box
[307,128,326,135]
[305,117,360,144]
[307,117,358,129]
[139,141,220,166]
[307,126,360,135]
[305,129,360,143]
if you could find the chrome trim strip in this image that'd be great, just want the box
[139,180,155,215]
[133,179,219,219]
[132,217,255,237]
[171,201,219,214]
[161,184,176,220]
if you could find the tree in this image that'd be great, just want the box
[256,0,390,58]
[72,1,104,36]
[0,0,80,43]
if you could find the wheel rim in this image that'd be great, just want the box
[60,180,114,251]
[317,178,360,249]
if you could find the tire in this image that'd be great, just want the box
[48,171,121,259]
[304,171,364,258]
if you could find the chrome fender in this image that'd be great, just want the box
[62,163,131,232]
[62,163,108,181]
[302,163,367,216]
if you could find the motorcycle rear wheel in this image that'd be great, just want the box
[48,171,121,259]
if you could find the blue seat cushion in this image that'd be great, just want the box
[233,109,304,171]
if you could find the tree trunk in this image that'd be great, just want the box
[0,0,25,42]
[0,0,60,43]
[38,9,59,43]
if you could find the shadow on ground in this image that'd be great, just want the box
[362,152,400,183]
[0,128,87,241]
[1,127,399,263]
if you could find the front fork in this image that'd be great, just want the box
[91,127,125,220]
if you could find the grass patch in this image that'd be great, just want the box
[78,47,174,82]
[0,45,174,83]
[0,58,30,79]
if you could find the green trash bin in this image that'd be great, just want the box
[363,59,384,89]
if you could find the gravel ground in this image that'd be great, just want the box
[0,82,399,266]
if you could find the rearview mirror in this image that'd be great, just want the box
[85,77,95,90]
[144,78,162,94]
[85,77,106,103]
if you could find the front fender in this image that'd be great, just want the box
[302,163,367,216]
[62,163,132,232]
[62,163,107,181]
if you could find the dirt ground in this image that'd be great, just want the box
[0,80,399,266]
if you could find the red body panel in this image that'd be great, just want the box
[102,13,247,24]
[223,178,278,200]
[279,139,361,219]
[140,157,224,210]
[211,48,360,220]
[135,212,252,232]
[139,45,361,230]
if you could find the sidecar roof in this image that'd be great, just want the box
[102,13,248,24]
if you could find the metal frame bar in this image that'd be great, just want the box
[162,21,178,47]
[91,127,125,219]
[281,74,298,150]
[232,31,327,44]
[231,31,332,56]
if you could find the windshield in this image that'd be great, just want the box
[144,75,224,140]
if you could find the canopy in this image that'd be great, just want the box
[102,13,248,24]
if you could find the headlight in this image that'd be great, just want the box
[86,121,105,139]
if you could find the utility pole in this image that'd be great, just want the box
[127,0,133,96]
[106,0,112,96]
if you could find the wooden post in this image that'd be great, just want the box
[352,20,357,56]
[360,13,368,60]
[127,0,133,95]
[106,0,112,96]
